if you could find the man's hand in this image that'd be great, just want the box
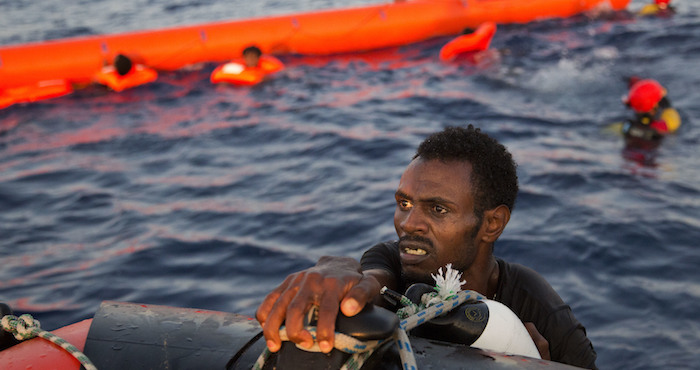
[524,322,550,360]
[255,256,381,353]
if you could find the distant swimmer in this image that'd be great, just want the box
[621,77,681,149]
[638,0,675,17]
[93,54,158,92]
[210,45,284,86]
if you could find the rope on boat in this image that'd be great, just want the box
[1,313,98,370]
[251,289,485,370]
[252,326,386,370]
[252,264,481,370]
[394,288,487,370]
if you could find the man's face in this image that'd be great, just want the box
[393,158,482,284]
[243,52,260,68]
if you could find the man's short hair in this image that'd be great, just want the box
[242,45,262,58]
[414,125,519,215]
[114,54,133,76]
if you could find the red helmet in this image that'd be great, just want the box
[625,79,666,113]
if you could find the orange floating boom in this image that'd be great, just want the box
[0,0,629,89]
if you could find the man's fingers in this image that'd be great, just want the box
[255,258,375,354]
[284,293,318,350]
[340,274,381,317]
[524,322,550,360]
[316,290,341,353]
[256,291,281,327]
[261,305,285,352]
[261,276,304,352]
[256,276,293,325]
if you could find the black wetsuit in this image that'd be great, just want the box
[361,241,597,369]
[622,96,673,146]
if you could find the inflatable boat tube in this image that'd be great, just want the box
[0,319,91,370]
[0,300,586,369]
[0,0,631,89]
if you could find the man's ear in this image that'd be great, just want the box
[481,205,510,243]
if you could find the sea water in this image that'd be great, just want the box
[1,0,699,368]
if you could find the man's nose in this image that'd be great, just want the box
[399,208,428,234]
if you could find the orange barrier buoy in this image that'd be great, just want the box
[0,0,631,90]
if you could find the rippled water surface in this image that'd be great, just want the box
[1,1,699,369]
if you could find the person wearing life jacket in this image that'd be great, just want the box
[638,0,675,17]
[621,77,681,147]
[93,54,158,92]
[210,45,284,86]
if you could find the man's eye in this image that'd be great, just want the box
[433,205,448,214]
[398,199,412,209]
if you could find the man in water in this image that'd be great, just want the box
[113,54,133,76]
[210,45,284,85]
[621,77,681,152]
[92,53,158,92]
[256,125,597,368]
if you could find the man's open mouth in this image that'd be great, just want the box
[403,247,427,255]
[399,239,432,265]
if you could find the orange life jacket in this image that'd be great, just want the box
[210,56,284,86]
[439,22,497,62]
[0,79,72,109]
[93,65,158,92]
